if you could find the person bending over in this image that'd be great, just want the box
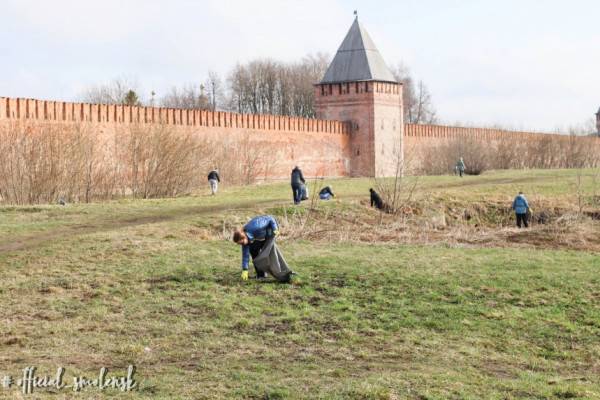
[369,188,384,210]
[319,186,335,200]
[232,215,294,282]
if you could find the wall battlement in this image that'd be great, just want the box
[0,97,351,135]
[3,97,589,143]
[405,123,574,142]
[2,96,598,181]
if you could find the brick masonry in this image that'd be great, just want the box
[1,96,598,179]
[0,97,351,180]
[314,81,402,177]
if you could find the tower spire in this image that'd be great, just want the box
[319,17,396,84]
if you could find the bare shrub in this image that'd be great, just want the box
[0,121,220,204]
[373,138,421,215]
[0,122,114,204]
[208,134,279,185]
[420,136,491,175]
[118,124,212,198]
[420,132,600,175]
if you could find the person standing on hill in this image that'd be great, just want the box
[291,166,305,205]
[232,215,294,283]
[455,157,466,177]
[512,191,530,228]
[207,168,220,195]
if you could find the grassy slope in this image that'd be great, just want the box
[0,169,599,399]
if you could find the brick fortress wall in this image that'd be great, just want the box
[2,96,598,180]
[405,123,600,171]
[0,97,352,180]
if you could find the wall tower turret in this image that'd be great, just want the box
[314,17,403,177]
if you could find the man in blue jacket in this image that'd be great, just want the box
[512,191,530,228]
[232,215,289,281]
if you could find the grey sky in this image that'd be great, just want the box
[1,0,598,131]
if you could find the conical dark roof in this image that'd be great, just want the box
[320,18,396,84]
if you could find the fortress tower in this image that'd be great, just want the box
[314,17,403,177]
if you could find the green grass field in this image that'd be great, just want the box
[0,169,599,399]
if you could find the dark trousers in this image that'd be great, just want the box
[459,169,464,177]
[291,184,301,204]
[516,213,528,228]
[249,240,267,277]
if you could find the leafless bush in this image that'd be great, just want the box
[420,133,600,175]
[208,134,279,185]
[420,136,491,175]
[0,122,118,204]
[0,122,224,204]
[117,124,213,198]
[373,139,421,215]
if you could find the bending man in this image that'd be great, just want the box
[232,215,294,283]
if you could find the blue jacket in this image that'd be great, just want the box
[512,194,529,214]
[241,215,279,270]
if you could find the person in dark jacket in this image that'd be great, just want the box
[512,191,530,228]
[232,215,292,282]
[370,188,385,210]
[319,186,335,200]
[290,166,305,205]
[207,169,220,195]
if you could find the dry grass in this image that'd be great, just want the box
[1,170,599,398]
[254,194,600,253]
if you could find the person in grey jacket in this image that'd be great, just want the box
[455,157,465,177]
[290,166,305,205]
[512,191,530,228]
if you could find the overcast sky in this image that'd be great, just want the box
[1,0,598,131]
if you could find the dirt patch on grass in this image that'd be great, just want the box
[0,198,276,254]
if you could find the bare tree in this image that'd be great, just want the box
[160,84,211,109]
[206,71,226,111]
[226,53,329,117]
[391,63,437,124]
[79,77,144,105]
